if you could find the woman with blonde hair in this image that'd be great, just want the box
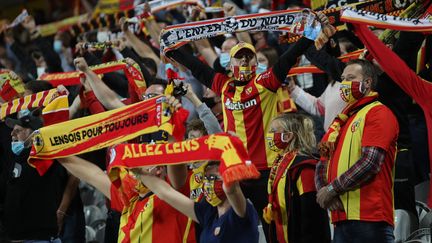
[264,113,331,243]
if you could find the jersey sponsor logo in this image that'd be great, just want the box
[224,98,257,110]
[190,188,203,200]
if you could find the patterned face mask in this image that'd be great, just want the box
[266,132,290,153]
[203,177,226,206]
[339,80,366,103]
[232,65,256,82]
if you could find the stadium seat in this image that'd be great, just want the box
[415,180,429,204]
[419,211,432,229]
[416,201,431,224]
[258,224,266,243]
[394,209,418,243]
[84,205,106,226]
[405,228,431,242]
[95,223,106,243]
[85,225,96,242]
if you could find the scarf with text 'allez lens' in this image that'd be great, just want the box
[108,133,260,191]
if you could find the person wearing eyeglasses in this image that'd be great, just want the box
[133,161,260,243]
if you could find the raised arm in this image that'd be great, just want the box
[223,181,247,217]
[272,37,314,82]
[304,45,346,81]
[184,83,222,134]
[119,17,160,66]
[223,3,252,44]
[74,57,125,110]
[167,47,217,88]
[352,23,432,106]
[194,39,218,68]
[57,156,111,199]
[289,79,324,117]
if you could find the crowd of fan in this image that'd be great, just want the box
[0,0,430,242]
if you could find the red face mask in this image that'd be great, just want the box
[266,132,290,152]
[232,65,256,82]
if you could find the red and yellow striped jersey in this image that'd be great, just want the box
[212,69,282,170]
[110,174,196,243]
[327,102,398,226]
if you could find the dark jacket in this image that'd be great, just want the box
[284,155,331,243]
[3,148,67,240]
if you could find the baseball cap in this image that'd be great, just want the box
[229,42,256,58]
[5,110,43,131]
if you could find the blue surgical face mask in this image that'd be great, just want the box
[256,62,268,74]
[53,40,63,53]
[219,53,230,68]
[165,63,175,72]
[11,141,25,155]
[250,4,259,13]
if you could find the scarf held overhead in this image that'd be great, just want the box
[108,133,260,187]
[160,9,316,53]
[39,59,146,98]
[280,0,415,44]
[0,89,59,120]
[341,7,432,32]
[29,96,174,175]
[51,0,203,37]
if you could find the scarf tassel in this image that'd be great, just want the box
[221,163,260,188]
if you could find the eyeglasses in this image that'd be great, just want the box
[204,174,222,181]
[142,93,160,100]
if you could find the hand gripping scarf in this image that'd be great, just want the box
[318,92,379,160]
[0,69,25,102]
[29,95,178,175]
[108,133,260,188]
[160,9,317,54]
[39,59,146,100]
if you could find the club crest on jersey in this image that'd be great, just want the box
[194,172,203,183]
[245,87,252,95]
[351,118,362,132]
[225,98,257,110]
